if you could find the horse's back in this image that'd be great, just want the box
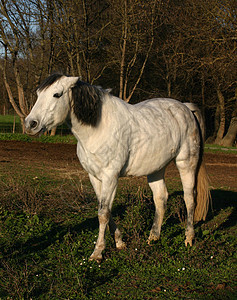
[134,98,193,121]
[123,98,199,176]
[132,98,196,139]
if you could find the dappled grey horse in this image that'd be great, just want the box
[25,74,210,262]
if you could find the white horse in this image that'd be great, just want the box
[25,74,210,262]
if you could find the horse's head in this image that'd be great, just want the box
[25,74,103,136]
[25,74,78,136]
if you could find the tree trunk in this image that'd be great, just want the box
[0,58,25,119]
[125,34,154,102]
[119,0,128,99]
[13,62,28,116]
[167,79,171,98]
[220,101,237,147]
[220,117,237,147]
[20,117,26,133]
[214,87,225,144]
[201,71,206,120]
[13,115,16,133]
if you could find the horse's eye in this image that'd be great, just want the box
[53,91,63,98]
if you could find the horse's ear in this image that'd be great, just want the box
[71,81,102,126]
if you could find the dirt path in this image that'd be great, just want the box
[0,140,236,191]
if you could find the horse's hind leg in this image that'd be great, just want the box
[176,158,197,246]
[147,168,168,244]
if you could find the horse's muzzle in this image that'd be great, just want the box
[24,117,45,137]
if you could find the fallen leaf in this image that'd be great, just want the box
[216,283,226,290]
[151,287,162,292]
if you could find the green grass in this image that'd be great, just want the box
[0,133,77,144]
[0,114,21,123]
[0,114,22,133]
[0,114,71,136]
[0,163,236,299]
[205,144,237,154]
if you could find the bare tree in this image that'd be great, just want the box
[49,0,110,82]
[0,0,235,143]
[0,0,28,128]
[107,0,158,102]
[201,0,237,145]
[0,0,52,130]
[220,93,237,146]
[157,0,236,144]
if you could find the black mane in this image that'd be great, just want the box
[72,80,102,127]
[37,73,65,92]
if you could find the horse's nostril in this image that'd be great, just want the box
[30,120,38,129]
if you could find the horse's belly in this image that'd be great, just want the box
[121,143,176,177]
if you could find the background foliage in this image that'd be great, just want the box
[0,0,236,144]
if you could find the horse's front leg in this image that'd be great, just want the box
[90,202,110,262]
[89,174,123,262]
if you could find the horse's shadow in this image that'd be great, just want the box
[170,189,237,230]
[3,188,236,259]
[175,188,236,223]
[207,189,237,229]
[1,215,99,260]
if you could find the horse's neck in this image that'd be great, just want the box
[70,113,95,144]
[69,94,108,144]
[69,94,131,145]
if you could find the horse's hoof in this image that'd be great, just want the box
[185,238,193,247]
[147,232,160,245]
[116,241,126,250]
[89,256,102,263]
[89,258,102,263]
[89,251,103,263]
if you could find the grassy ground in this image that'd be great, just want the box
[0,132,77,144]
[0,145,236,299]
[0,115,22,133]
[0,115,71,136]
[0,115,21,123]
[205,144,237,154]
